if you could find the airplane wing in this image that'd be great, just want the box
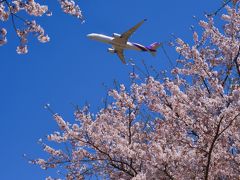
[113,19,147,44]
[115,48,126,64]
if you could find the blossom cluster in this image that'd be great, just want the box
[0,0,84,54]
[0,28,7,45]
[59,0,84,21]
[32,4,240,180]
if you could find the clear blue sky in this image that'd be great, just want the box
[0,1,223,179]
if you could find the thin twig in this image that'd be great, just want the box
[141,59,150,77]
[201,76,211,95]
[207,0,232,17]
[161,44,174,68]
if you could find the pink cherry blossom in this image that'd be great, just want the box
[0,27,7,45]
[31,4,240,180]
[0,0,84,53]
[16,45,28,54]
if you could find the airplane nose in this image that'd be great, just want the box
[87,34,94,39]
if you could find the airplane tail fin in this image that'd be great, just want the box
[147,42,161,56]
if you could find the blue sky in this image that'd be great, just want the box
[0,1,223,179]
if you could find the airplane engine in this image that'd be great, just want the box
[113,33,121,37]
[107,48,116,53]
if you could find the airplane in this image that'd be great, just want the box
[87,19,161,64]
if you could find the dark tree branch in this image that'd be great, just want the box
[201,76,211,95]
[161,44,174,68]
[204,116,224,180]
[4,0,18,34]
[207,0,232,17]
[142,60,150,77]
[204,113,240,179]
[218,112,240,137]
[233,46,240,77]
[128,107,133,145]
[86,140,138,177]
[164,164,174,180]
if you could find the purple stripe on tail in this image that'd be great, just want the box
[132,42,161,57]
[146,42,161,51]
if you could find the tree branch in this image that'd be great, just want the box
[201,76,211,95]
[128,107,132,145]
[233,46,240,77]
[164,164,174,180]
[207,0,232,17]
[218,112,240,137]
[87,141,137,177]
[204,116,224,180]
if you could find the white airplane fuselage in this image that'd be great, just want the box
[87,33,142,51]
[86,20,160,64]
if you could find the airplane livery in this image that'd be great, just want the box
[87,19,161,64]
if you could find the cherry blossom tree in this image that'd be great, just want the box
[0,0,84,54]
[31,2,240,180]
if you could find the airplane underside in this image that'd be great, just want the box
[110,41,147,52]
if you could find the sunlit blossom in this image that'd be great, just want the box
[0,0,84,52]
[32,4,240,179]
